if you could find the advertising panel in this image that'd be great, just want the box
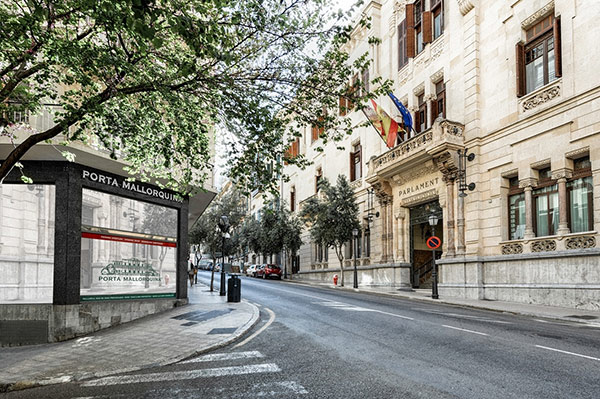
[80,188,178,300]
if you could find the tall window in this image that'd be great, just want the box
[533,168,558,236]
[361,69,370,95]
[363,227,371,258]
[414,0,426,54]
[508,177,525,240]
[431,81,445,121]
[432,0,444,40]
[350,143,362,182]
[398,19,408,69]
[516,14,561,96]
[416,93,427,133]
[568,157,594,233]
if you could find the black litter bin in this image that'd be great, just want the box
[227,275,241,302]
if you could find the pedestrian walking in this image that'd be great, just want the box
[188,268,194,287]
[194,266,198,284]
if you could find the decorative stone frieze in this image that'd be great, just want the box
[521,1,555,30]
[457,0,475,16]
[440,120,464,137]
[415,53,429,68]
[565,236,596,249]
[502,243,523,254]
[401,188,439,207]
[392,164,438,185]
[518,177,538,188]
[431,40,444,61]
[521,81,561,112]
[551,168,573,180]
[531,239,557,252]
[413,83,425,95]
[349,179,362,190]
[398,67,412,86]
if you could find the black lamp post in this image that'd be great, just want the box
[428,213,439,299]
[352,228,359,289]
[218,215,229,296]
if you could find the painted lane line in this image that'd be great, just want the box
[72,381,307,399]
[233,307,276,348]
[535,345,600,362]
[315,301,414,320]
[82,363,281,387]
[180,351,264,364]
[442,325,489,336]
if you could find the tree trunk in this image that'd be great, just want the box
[335,245,344,286]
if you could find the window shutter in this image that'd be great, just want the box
[406,4,415,58]
[554,16,562,78]
[423,11,432,44]
[349,150,355,181]
[515,42,525,97]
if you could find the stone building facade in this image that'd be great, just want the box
[280,0,600,311]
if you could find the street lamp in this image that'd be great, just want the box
[428,213,439,299]
[352,228,359,289]
[218,215,230,296]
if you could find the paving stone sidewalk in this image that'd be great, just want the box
[286,278,600,327]
[0,283,259,392]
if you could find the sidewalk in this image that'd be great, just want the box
[285,278,600,327]
[0,283,259,393]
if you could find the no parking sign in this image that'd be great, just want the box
[426,236,441,250]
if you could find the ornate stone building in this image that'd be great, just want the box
[282,0,600,311]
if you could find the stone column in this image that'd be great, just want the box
[387,201,394,262]
[445,176,456,257]
[380,200,388,263]
[396,209,406,262]
[556,177,570,235]
[521,180,536,239]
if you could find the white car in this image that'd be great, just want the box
[245,264,257,277]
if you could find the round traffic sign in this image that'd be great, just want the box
[426,236,441,250]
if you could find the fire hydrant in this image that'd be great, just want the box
[333,274,338,286]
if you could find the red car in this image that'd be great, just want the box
[258,264,282,279]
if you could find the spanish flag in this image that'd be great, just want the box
[363,99,399,148]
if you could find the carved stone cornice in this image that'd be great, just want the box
[565,147,589,159]
[433,151,459,177]
[531,159,551,170]
[430,68,444,83]
[457,0,475,16]
[391,164,438,185]
[401,188,439,207]
[371,179,393,202]
[413,83,425,95]
[521,1,555,30]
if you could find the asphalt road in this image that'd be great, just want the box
[6,271,600,398]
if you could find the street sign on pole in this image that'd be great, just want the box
[426,236,441,250]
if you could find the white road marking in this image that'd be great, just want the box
[82,363,281,387]
[233,307,276,348]
[442,325,489,336]
[535,345,600,362]
[315,301,414,320]
[180,351,264,364]
[72,381,307,398]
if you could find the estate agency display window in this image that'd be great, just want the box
[0,184,55,303]
[80,188,178,301]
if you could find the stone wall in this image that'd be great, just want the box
[438,251,600,311]
[298,263,411,289]
[0,298,185,346]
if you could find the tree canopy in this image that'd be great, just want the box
[0,0,388,191]
[300,174,359,286]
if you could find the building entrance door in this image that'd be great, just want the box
[409,200,443,288]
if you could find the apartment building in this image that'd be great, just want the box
[281,0,599,311]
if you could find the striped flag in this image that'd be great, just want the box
[363,99,399,148]
[388,92,413,134]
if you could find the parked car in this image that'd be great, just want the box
[246,264,257,277]
[199,259,214,270]
[254,264,265,278]
[261,264,282,279]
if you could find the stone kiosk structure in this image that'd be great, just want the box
[0,157,215,345]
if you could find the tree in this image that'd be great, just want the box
[300,175,359,286]
[189,189,245,291]
[279,205,303,279]
[0,0,389,191]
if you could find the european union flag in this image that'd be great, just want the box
[388,92,413,133]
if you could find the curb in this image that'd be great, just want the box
[281,278,600,328]
[0,300,261,393]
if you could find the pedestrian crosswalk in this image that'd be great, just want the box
[74,351,307,398]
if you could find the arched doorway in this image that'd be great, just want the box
[409,200,443,288]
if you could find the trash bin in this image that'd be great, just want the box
[227,275,241,302]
